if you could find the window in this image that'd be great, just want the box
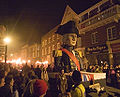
[100,1,111,12]
[42,49,44,56]
[81,13,88,22]
[48,46,51,54]
[89,7,99,18]
[48,37,51,44]
[91,32,98,44]
[42,41,44,47]
[37,46,40,57]
[45,40,47,45]
[52,45,55,51]
[107,26,117,40]
[45,48,47,55]
[52,35,55,41]
[32,48,35,58]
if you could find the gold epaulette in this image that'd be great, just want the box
[54,50,62,57]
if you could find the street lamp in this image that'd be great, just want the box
[3,37,11,63]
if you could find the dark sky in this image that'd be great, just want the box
[0,0,100,45]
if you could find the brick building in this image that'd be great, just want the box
[0,25,6,61]
[41,25,62,65]
[77,0,120,65]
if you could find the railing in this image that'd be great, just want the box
[79,5,120,29]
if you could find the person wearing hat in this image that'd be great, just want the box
[53,20,84,73]
[70,70,86,97]
[22,79,48,97]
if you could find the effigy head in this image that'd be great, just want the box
[56,21,80,46]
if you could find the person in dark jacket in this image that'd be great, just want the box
[0,74,14,97]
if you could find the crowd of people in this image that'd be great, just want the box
[0,62,120,97]
[0,63,87,97]
[82,63,120,89]
[0,63,49,97]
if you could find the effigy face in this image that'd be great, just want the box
[63,33,77,46]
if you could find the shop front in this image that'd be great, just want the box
[85,44,109,65]
[110,41,120,65]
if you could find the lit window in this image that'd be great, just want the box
[49,37,51,44]
[52,45,55,50]
[42,41,44,47]
[48,46,51,54]
[45,48,47,55]
[57,34,59,39]
[107,26,117,40]
[45,40,47,45]
[52,35,55,41]
[91,32,98,44]
[42,49,44,56]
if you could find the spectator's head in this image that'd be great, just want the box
[4,64,10,76]
[0,70,5,87]
[72,70,82,83]
[5,75,14,86]
[23,79,48,97]
[60,69,64,74]
[33,79,48,97]
[28,70,36,79]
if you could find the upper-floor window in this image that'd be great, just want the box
[91,32,98,44]
[89,7,99,18]
[81,13,88,22]
[45,48,47,55]
[52,45,55,51]
[100,1,111,12]
[42,49,44,56]
[48,37,51,44]
[52,35,55,41]
[107,26,117,40]
[42,41,44,47]
[37,46,40,57]
[45,40,47,45]
[48,46,51,54]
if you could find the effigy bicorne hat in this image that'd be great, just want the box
[56,21,80,37]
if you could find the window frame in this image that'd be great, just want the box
[107,26,117,41]
[91,32,98,44]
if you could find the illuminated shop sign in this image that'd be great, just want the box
[86,44,108,54]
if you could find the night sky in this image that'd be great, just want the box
[0,0,100,46]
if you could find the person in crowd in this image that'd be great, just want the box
[57,69,68,96]
[4,64,10,76]
[27,70,38,83]
[0,70,5,88]
[0,74,14,97]
[22,79,48,97]
[106,65,116,87]
[0,70,5,97]
[115,65,120,89]
[70,70,86,97]
[14,71,25,97]
[34,65,42,79]
[53,20,84,72]
[86,65,93,72]
[41,67,49,82]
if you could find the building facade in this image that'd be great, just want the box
[41,25,62,65]
[77,0,120,65]
[0,25,6,62]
